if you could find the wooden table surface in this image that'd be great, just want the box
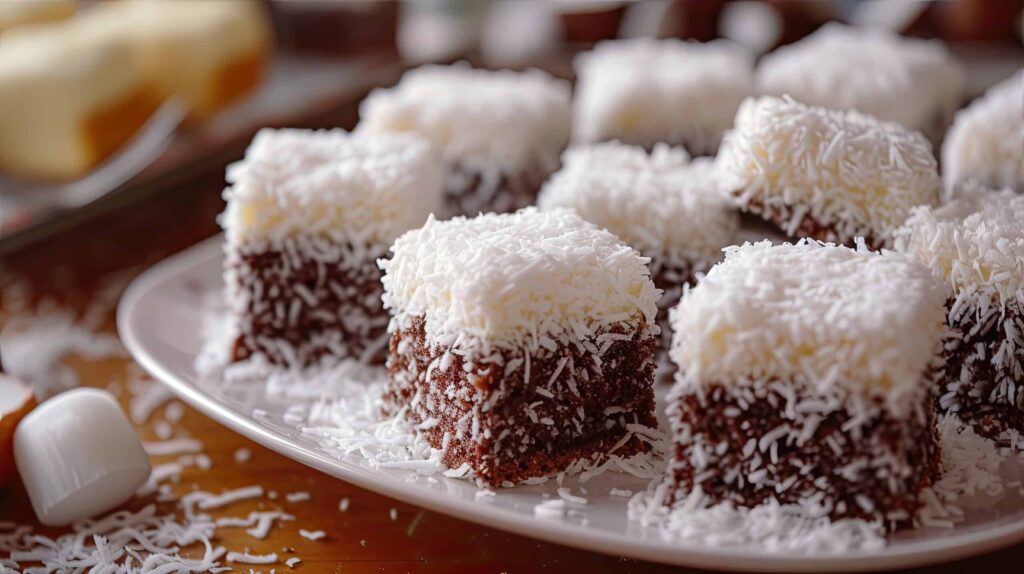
[1,114,1021,574]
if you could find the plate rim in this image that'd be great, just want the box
[117,235,1024,572]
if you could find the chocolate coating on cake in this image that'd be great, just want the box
[445,159,554,217]
[227,238,390,366]
[939,297,1024,439]
[668,381,940,524]
[736,194,886,250]
[384,317,657,486]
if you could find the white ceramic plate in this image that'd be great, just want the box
[118,235,1024,572]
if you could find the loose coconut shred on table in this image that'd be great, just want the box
[0,294,317,573]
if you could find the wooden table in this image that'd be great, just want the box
[1,99,1021,574]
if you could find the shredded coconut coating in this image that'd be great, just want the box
[942,70,1024,197]
[669,240,948,406]
[718,96,942,246]
[757,23,963,139]
[895,184,1024,305]
[358,63,571,172]
[572,38,754,155]
[380,207,660,351]
[537,142,738,271]
[221,128,442,246]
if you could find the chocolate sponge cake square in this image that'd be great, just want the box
[379,208,661,486]
[221,128,442,368]
[717,96,942,249]
[666,240,948,523]
[897,184,1024,439]
[359,64,571,217]
[538,141,737,358]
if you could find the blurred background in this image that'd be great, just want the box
[0,0,1021,260]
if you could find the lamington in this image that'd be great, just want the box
[380,208,661,486]
[717,95,942,249]
[358,64,571,216]
[572,38,754,156]
[667,240,948,523]
[221,128,443,368]
[537,141,738,351]
[942,70,1024,197]
[895,185,1024,440]
[757,23,963,142]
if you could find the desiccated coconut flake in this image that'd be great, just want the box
[129,377,175,424]
[298,529,326,541]
[234,448,252,464]
[285,491,311,503]
[227,551,278,564]
[194,486,265,511]
[144,438,205,457]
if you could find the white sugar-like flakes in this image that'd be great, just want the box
[285,491,311,503]
[194,485,265,510]
[227,551,278,564]
[234,448,252,463]
[895,184,1024,303]
[534,499,571,519]
[942,70,1024,196]
[359,63,570,172]
[1,504,226,573]
[919,413,1024,527]
[718,95,941,246]
[222,128,443,246]
[144,437,204,456]
[154,421,173,440]
[229,359,450,477]
[629,483,887,553]
[556,487,589,505]
[298,529,326,541]
[538,142,738,271]
[669,240,948,410]
[0,308,126,399]
[757,23,963,139]
[381,208,660,352]
[165,401,185,423]
[573,38,754,155]
[128,377,174,424]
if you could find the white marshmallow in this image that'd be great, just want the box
[14,388,150,527]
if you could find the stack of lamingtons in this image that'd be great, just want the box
[205,22,1023,539]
